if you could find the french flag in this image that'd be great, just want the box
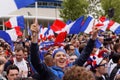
[0,0,36,16]
[6,27,22,41]
[44,24,54,40]
[80,16,97,34]
[97,16,110,31]
[100,20,109,31]
[51,19,66,33]
[67,16,84,34]
[4,16,25,29]
[55,31,67,43]
[51,16,84,34]
[0,30,14,50]
[39,27,48,40]
[107,20,120,35]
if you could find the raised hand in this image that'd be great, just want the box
[91,25,100,40]
[30,20,39,35]
[30,19,39,43]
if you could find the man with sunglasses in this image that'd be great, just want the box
[85,56,109,80]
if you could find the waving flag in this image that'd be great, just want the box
[68,16,84,34]
[44,23,54,40]
[55,32,67,43]
[100,20,109,31]
[51,19,66,32]
[0,30,13,50]
[97,16,110,31]
[44,23,51,37]
[99,16,106,22]
[4,16,25,29]
[0,0,36,16]
[52,16,84,34]
[80,16,97,34]
[6,27,22,41]
[39,27,48,40]
[66,20,72,25]
[107,20,120,35]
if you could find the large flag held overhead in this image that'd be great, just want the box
[0,0,36,16]
[97,16,109,31]
[51,19,66,32]
[4,16,25,29]
[107,20,120,35]
[51,16,84,34]
[68,16,84,34]
[80,16,96,34]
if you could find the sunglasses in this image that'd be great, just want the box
[98,63,108,67]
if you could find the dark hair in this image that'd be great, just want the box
[112,53,120,63]
[15,77,36,80]
[6,65,19,75]
[0,60,4,65]
[64,44,71,51]
[114,43,120,53]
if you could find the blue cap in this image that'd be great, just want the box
[52,48,66,58]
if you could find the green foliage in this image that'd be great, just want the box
[60,0,89,22]
[101,0,120,23]
[87,0,104,19]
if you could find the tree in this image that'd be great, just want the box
[101,0,120,23]
[87,0,104,19]
[60,0,89,22]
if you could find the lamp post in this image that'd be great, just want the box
[108,8,114,19]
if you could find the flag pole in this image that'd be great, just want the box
[35,1,38,20]
[2,18,5,30]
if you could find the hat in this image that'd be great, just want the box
[52,48,66,58]
[84,55,103,70]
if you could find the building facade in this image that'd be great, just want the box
[0,0,63,30]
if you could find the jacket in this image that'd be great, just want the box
[30,39,95,80]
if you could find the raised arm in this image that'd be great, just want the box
[74,27,99,66]
[30,22,60,80]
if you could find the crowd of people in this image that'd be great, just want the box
[0,22,119,80]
